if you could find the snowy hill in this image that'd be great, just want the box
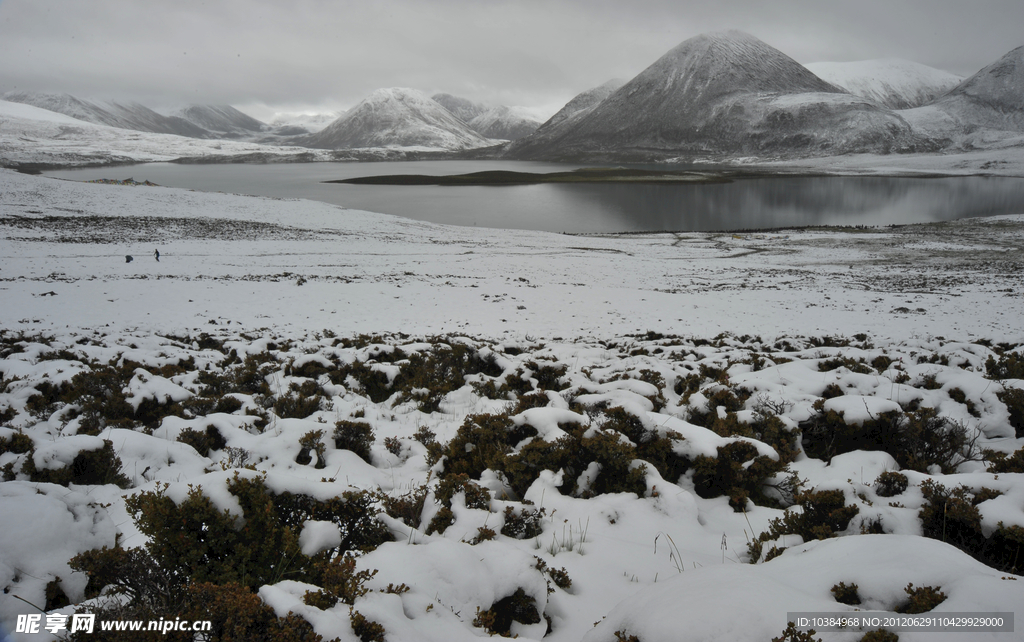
[930,45,1024,132]
[269,111,341,134]
[542,79,625,129]
[805,59,963,109]
[2,91,210,138]
[431,93,489,123]
[173,104,266,137]
[508,31,921,161]
[467,105,542,140]
[0,99,332,168]
[304,88,494,150]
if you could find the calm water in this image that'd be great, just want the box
[44,161,1024,233]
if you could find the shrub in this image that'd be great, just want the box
[749,489,859,562]
[599,406,689,482]
[691,441,794,511]
[772,622,822,642]
[473,587,541,637]
[918,480,1023,573]
[302,555,376,609]
[425,474,492,535]
[897,583,946,614]
[997,387,1024,438]
[184,582,327,642]
[801,406,978,473]
[0,431,33,455]
[124,473,389,592]
[918,480,984,553]
[273,380,323,419]
[350,608,387,642]
[501,505,546,539]
[25,440,131,488]
[831,581,861,605]
[818,357,874,375]
[534,557,572,592]
[296,429,327,469]
[440,413,525,480]
[176,425,227,458]
[874,471,908,497]
[469,526,497,544]
[860,630,899,642]
[986,352,1024,379]
[378,486,428,528]
[334,419,374,463]
[986,447,1024,473]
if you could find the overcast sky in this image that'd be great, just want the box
[1,0,1021,122]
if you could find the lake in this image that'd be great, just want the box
[44,161,1024,233]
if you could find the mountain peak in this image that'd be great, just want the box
[305,87,492,150]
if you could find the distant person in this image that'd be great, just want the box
[125,255,133,263]
[154,248,160,262]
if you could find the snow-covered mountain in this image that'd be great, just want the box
[542,78,625,129]
[172,104,266,138]
[270,112,341,134]
[805,59,963,109]
[430,94,541,140]
[431,93,489,123]
[466,105,541,140]
[2,91,209,138]
[304,88,494,150]
[929,45,1024,131]
[508,31,921,161]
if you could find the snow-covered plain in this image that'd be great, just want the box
[1,169,1023,642]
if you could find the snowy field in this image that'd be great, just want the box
[1,169,1023,642]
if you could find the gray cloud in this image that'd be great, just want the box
[1,0,1021,121]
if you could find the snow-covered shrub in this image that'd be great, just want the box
[426,473,492,535]
[273,380,323,419]
[502,426,648,499]
[296,429,327,468]
[772,621,822,642]
[918,479,1024,573]
[0,431,31,455]
[198,350,276,397]
[473,587,542,637]
[685,386,749,427]
[691,441,793,511]
[301,554,375,609]
[818,356,874,375]
[440,412,526,480]
[120,473,390,591]
[830,581,861,605]
[23,439,131,488]
[801,404,978,473]
[986,351,1024,379]
[501,505,546,539]
[986,446,1024,473]
[333,419,374,462]
[378,485,428,528]
[175,424,227,458]
[996,387,1024,437]
[873,471,908,497]
[748,489,860,561]
[897,583,947,614]
[859,630,899,642]
[522,360,569,392]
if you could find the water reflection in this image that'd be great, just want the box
[553,176,1024,232]
[44,163,1024,233]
